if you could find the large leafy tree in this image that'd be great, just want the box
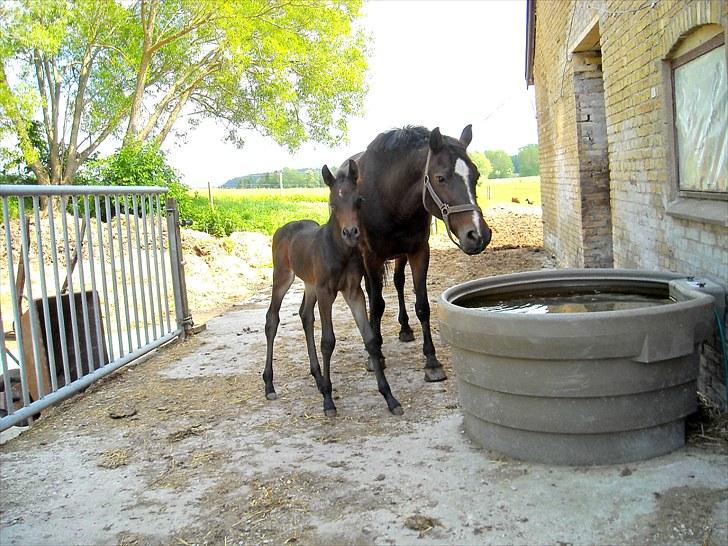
[468,151,492,181]
[484,149,513,179]
[0,0,368,186]
[517,143,539,176]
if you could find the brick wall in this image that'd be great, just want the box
[532,0,728,409]
[573,53,613,267]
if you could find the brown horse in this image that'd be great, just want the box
[345,125,491,382]
[263,160,403,417]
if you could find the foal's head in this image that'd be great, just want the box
[425,125,491,255]
[322,159,362,248]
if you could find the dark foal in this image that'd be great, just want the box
[263,160,403,417]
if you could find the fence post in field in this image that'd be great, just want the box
[207,181,214,211]
[166,197,193,338]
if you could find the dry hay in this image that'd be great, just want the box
[686,393,728,452]
[174,471,329,545]
[98,448,131,469]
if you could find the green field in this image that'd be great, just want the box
[186,176,540,236]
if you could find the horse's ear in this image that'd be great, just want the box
[347,159,359,182]
[460,124,473,148]
[322,165,335,187]
[430,127,443,153]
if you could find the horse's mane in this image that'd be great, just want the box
[366,126,430,154]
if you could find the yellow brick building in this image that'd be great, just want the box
[526,0,727,407]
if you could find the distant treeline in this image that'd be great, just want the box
[221,144,539,189]
[222,167,326,189]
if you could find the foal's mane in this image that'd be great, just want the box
[366,126,430,155]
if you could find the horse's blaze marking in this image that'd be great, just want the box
[454,158,482,235]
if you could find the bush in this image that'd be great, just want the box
[76,142,192,219]
[193,207,234,237]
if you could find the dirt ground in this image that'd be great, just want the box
[1,206,727,545]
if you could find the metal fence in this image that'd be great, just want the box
[0,185,191,431]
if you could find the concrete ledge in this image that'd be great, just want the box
[666,197,728,227]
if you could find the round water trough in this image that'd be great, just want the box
[438,269,719,465]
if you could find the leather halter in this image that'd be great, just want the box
[421,148,483,250]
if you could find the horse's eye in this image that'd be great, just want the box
[436,175,446,183]
[355,197,363,209]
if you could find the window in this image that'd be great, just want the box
[671,33,727,198]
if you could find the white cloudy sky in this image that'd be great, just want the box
[164,0,538,187]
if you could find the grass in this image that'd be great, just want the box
[478,176,541,206]
[184,176,541,237]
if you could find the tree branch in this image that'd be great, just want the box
[136,49,221,141]
[32,52,53,144]
[0,63,50,184]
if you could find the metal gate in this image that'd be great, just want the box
[0,185,191,431]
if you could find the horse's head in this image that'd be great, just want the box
[424,125,491,255]
[322,159,362,248]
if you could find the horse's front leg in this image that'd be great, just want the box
[344,284,403,415]
[316,288,337,417]
[393,256,415,342]
[408,244,447,382]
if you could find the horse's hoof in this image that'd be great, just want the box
[398,329,415,343]
[324,408,337,418]
[266,392,278,400]
[390,405,404,416]
[424,366,447,382]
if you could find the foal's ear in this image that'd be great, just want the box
[321,165,336,187]
[429,127,444,153]
[460,124,473,148]
[346,159,359,182]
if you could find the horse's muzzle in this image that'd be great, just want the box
[461,226,491,255]
[342,225,360,247]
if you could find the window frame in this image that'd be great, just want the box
[669,32,727,202]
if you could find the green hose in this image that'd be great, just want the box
[714,308,728,406]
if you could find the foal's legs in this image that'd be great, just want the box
[299,283,335,415]
[344,285,403,415]
[393,256,415,342]
[408,244,446,382]
[363,256,386,372]
[315,288,338,416]
[263,266,295,399]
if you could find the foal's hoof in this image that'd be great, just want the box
[266,392,278,401]
[390,405,404,416]
[324,408,338,418]
[398,328,415,343]
[424,366,447,382]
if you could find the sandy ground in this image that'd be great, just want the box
[1,207,727,545]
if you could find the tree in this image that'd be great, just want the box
[468,151,492,181]
[517,143,539,176]
[484,149,513,179]
[0,0,368,187]
[510,153,520,175]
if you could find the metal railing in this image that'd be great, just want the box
[0,185,191,431]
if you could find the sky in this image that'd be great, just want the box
[164,0,538,188]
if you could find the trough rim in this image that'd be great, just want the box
[439,268,714,322]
